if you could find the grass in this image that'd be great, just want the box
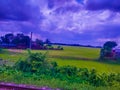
[51,58,120,74]
[32,46,100,59]
[0,46,120,74]
[0,72,120,90]
[0,46,100,61]
[0,46,120,90]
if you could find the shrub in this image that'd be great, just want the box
[0,48,3,53]
[14,50,51,74]
[57,46,63,50]
[0,59,7,66]
[57,66,78,76]
[45,44,54,49]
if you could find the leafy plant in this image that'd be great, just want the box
[12,50,120,87]
[14,50,51,74]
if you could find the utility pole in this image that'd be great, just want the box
[30,32,33,49]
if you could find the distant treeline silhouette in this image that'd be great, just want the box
[0,33,64,50]
[0,33,101,49]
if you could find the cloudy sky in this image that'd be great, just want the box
[0,0,120,46]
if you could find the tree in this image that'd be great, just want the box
[103,41,117,49]
[99,41,117,60]
[45,39,51,45]
[35,39,44,46]
[44,39,52,49]
[57,45,63,50]
[1,33,14,44]
[12,33,30,47]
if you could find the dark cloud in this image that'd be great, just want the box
[47,0,55,9]
[0,0,120,45]
[0,0,41,21]
[76,0,84,4]
[53,5,81,14]
[86,0,120,12]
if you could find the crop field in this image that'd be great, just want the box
[0,46,120,90]
[0,46,100,60]
[0,46,120,73]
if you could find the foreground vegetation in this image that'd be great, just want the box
[0,49,120,90]
[52,59,120,74]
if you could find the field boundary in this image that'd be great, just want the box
[0,82,55,90]
[49,55,97,60]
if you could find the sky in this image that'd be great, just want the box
[0,0,120,46]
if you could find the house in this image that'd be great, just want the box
[114,49,120,58]
[113,46,120,59]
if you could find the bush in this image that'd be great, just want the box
[57,46,63,50]
[57,66,78,76]
[45,44,54,49]
[14,50,52,74]
[0,48,3,53]
[0,59,7,66]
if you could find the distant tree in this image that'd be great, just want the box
[22,36,30,47]
[12,33,30,47]
[1,33,14,44]
[57,45,63,50]
[99,41,117,60]
[45,39,51,45]
[0,33,31,48]
[35,39,44,46]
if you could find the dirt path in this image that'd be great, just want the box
[0,82,60,90]
[8,49,24,53]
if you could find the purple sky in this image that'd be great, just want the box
[0,0,120,46]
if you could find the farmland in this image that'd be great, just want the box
[0,46,120,90]
[0,46,120,73]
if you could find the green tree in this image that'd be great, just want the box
[12,33,30,47]
[1,33,14,44]
[35,39,44,46]
[99,41,117,60]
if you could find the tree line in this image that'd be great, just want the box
[0,33,50,47]
[0,33,63,50]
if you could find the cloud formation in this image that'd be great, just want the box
[86,0,120,12]
[0,0,44,21]
[0,0,120,46]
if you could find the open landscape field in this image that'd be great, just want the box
[0,46,120,73]
[0,46,120,90]
[1,0,120,89]
[0,46,120,74]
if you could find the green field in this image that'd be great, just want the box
[0,46,100,60]
[0,46,120,73]
[0,46,120,90]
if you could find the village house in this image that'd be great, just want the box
[113,46,120,59]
